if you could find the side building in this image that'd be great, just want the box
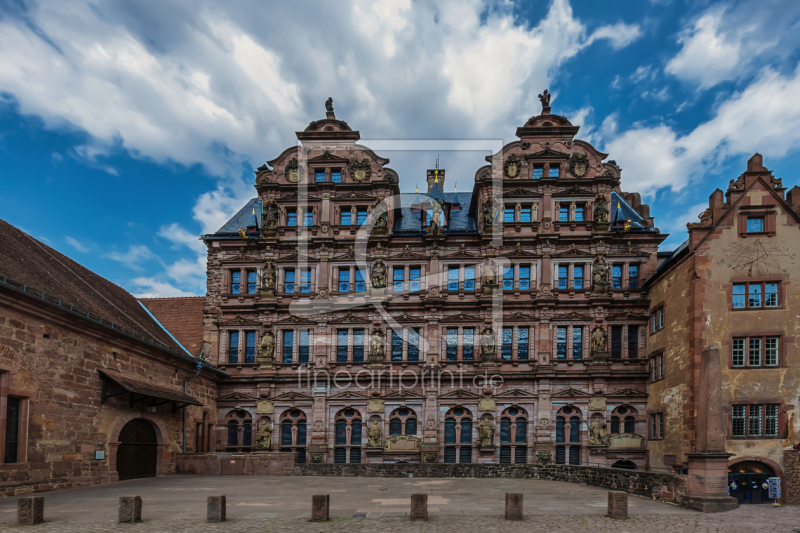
[0,219,223,496]
[201,98,666,467]
[645,154,800,503]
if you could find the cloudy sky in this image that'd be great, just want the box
[2,0,800,297]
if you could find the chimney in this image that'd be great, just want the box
[426,169,445,194]
[787,185,800,209]
[747,153,765,172]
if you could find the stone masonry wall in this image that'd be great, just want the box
[785,448,800,505]
[175,452,295,476]
[0,293,218,497]
[293,463,687,502]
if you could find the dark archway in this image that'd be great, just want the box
[116,419,158,480]
[728,461,775,504]
[611,459,637,470]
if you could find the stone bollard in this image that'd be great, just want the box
[311,494,329,522]
[17,497,44,525]
[505,493,523,520]
[207,495,226,522]
[607,491,628,519]
[410,493,428,521]
[119,496,142,523]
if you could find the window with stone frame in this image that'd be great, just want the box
[392,267,404,292]
[499,406,528,463]
[391,329,403,361]
[286,208,297,227]
[228,331,240,364]
[315,169,326,182]
[628,326,639,358]
[650,412,664,439]
[518,265,531,290]
[447,265,459,291]
[516,327,529,361]
[279,409,308,463]
[520,205,532,222]
[409,267,421,291]
[284,269,295,293]
[389,407,418,436]
[731,404,781,438]
[231,270,241,295]
[340,207,352,226]
[732,282,779,309]
[246,270,258,294]
[650,305,664,333]
[610,326,623,359]
[555,406,581,465]
[0,370,28,465]
[731,336,781,368]
[651,351,664,381]
[331,169,342,183]
[610,406,638,435]
[334,408,363,463]
[443,407,474,463]
[244,331,256,364]
[464,266,476,291]
[224,410,253,451]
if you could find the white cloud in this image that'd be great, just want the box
[131,277,195,298]
[157,223,207,254]
[659,202,709,250]
[605,64,800,197]
[104,245,155,270]
[630,65,654,84]
[65,236,89,253]
[585,22,642,50]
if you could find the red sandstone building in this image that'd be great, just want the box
[197,98,664,468]
[645,154,800,504]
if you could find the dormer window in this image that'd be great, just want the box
[287,209,297,227]
[303,211,314,226]
[574,205,585,222]
[332,170,342,183]
[747,217,764,233]
[315,170,326,182]
[558,206,569,222]
[550,165,560,178]
[357,209,368,225]
[504,207,515,223]
[520,206,532,222]
[532,164,544,179]
[341,209,352,225]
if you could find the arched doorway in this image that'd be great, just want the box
[611,460,637,470]
[116,419,158,480]
[728,461,775,504]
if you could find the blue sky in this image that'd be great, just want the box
[2,0,800,297]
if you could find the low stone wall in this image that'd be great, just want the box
[785,448,800,505]
[293,463,687,503]
[176,452,295,476]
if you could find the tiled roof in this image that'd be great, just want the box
[99,368,203,406]
[0,218,181,352]
[212,199,261,236]
[140,297,206,357]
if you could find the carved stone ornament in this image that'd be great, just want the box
[256,399,274,414]
[367,399,384,413]
[589,396,607,411]
[478,397,496,412]
[349,157,372,182]
[371,260,387,289]
[285,158,302,183]
[504,154,521,178]
[569,153,590,178]
[423,452,438,463]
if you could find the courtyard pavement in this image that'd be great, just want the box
[0,475,795,532]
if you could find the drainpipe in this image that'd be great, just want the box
[183,353,204,454]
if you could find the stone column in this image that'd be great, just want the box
[682,347,738,512]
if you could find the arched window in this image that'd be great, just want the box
[556,417,565,442]
[443,407,473,464]
[515,419,527,444]
[279,409,308,462]
[610,416,620,434]
[390,419,402,436]
[281,420,293,446]
[388,407,418,436]
[224,409,253,450]
[499,406,528,463]
[555,406,581,465]
[569,417,580,443]
[500,417,511,443]
[406,418,417,436]
[611,405,638,435]
[624,416,635,434]
[297,420,306,445]
[333,408,363,463]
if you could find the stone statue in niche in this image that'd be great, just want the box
[371,330,384,360]
[427,200,444,236]
[255,421,272,449]
[374,211,388,229]
[594,201,609,223]
[367,420,383,448]
[261,261,276,292]
[262,199,279,234]
[477,418,495,447]
[591,327,608,353]
[482,259,497,287]
[258,331,274,361]
[481,327,495,355]
[589,418,607,446]
[591,256,610,296]
[483,205,497,233]
[371,260,386,289]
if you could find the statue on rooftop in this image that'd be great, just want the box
[538,89,551,108]
[325,97,334,113]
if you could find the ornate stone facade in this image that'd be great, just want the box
[203,98,665,466]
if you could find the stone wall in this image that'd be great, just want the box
[0,291,219,497]
[785,448,800,505]
[176,452,295,476]
[293,463,687,502]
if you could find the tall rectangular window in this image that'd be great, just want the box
[550,166,560,178]
[574,206,584,222]
[519,266,530,290]
[231,271,241,295]
[765,405,779,436]
[355,270,366,293]
[502,267,514,291]
[749,405,762,436]
[282,331,293,364]
[409,267,420,291]
[732,405,746,436]
[463,328,474,360]
[517,327,529,360]
[247,270,257,294]
[749,284,761,308]
[556,327,567,359]
[446,328,458,361]
[228,331,239,364]
[287,209,297,227]
[572,327,582,359]
[464,267,475,291]
[651,413,664,439]
[532,165,544,179]
[733,284,745,308]
[4,398,20,464]
[393,268,404,292]
[628,265,639,289]
[448,266,459,291]
[612,265,622,289]
[315,170,325,182]
[628,326,638,357]
[568,446,580,465]
[341,209,352,225]
[284,269,295,294]
[504,207,515,223]
[520,206,531,222]
[765,283,778,306]
[558,265,568,290]
[331,170,342,183]
[558,206,569,222]
[610,326,622,359]
[338,269,350,293]
[337,330,349,363]
[245,331,256,364]
[391,330,403,361]
[301,269,311,293]
[303,212,314,226]
[765,337,779,366]
[408,328,420,361]
[357,209,368,225]
[747,217,764,233]
[573,265,583,290]
[501,327,513,361]
[749,338,762,366]
[353,329,364,363]
[299,330,310,364]
[732,338,745,367]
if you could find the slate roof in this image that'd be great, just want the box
[212,199,262,236]
[393,192,477,233]
[140,297,206,357]
[609,191,651,231]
